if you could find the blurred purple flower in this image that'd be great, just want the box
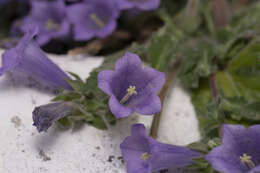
[18,0,70,45]
[120,124,201,173]
[98,52,165,118]
[115,0,160,10]
[0,27,72,90]
[206,124,260,173]
[0,0,7,5]
[33,102,73,132]
[66,0,120,40]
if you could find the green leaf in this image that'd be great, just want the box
[52,92,81,102]
[58,118,72,129]
[216,40,260,100]
[179,39,216,88]
[188,141,209,153]
[147,24,178,71]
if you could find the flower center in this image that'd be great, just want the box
[240,153,255,169]
[141,152,150,161]
[90,13,105,28]
[120,85,137,104]
[45,19,60,31]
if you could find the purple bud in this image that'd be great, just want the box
[66,0,120,40]
[120,124,201,173]
[0,27,72,91]
[33,102,73,132]
[98,52,165,118]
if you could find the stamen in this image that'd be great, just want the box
[141,152,150,161]
[45,19,60,30]
[90,13,105,28]
[240,153,255,169]
[120,86,137,104]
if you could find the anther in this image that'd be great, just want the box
[141,152,150,161]
[240,153,255,169]
[120,86,137,104]
[45,19,60,30]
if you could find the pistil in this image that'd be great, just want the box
[45,19,60,30]
[90,13,105,28]
[120,86,137,104]
[240,153,255,169]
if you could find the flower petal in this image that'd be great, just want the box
[222,124,259,159]
[134,95,161,115]
[66,1,119,40]
[126,67,165,108]
[120,124,150,173]
[0,26,72,90]
[98,70,116,95]
[140,67,166,94]
[19,0,69,45]
[137,0,160,10]
[0,48,19,76]
[115,0,160,10]
[150,139,201,171]
[109,95,133,118]
[206,124,260,173]
[115,52,142,71]
[250,165,260,173]
[206,146,244,173]
[131,123,147,137]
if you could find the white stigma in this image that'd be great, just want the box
[240,153,255,169]
[119,85,137,104]
[141,152,150,161]
[90,13,105,28]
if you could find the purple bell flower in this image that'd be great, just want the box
[33,102,73,132]
[206,124,260,173]
[0,27,72,91]
[115,0,160,10]
[66,0,120,41]
[120,124,201,173]
[98,52,165,118]
[19,0,70,45]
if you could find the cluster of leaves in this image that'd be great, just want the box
[179,1,260,172]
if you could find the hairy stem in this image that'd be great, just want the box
[149,59,182,139]
[209,73,218,99]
